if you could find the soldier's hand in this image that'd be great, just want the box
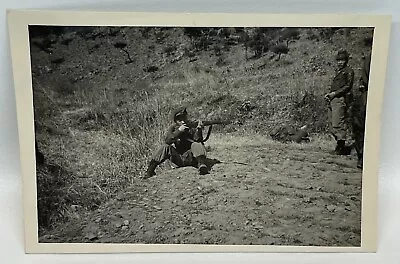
[197,120,204,129]
[178,124,189,132]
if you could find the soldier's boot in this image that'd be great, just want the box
[196,155,209,175]
[144,160,159,179]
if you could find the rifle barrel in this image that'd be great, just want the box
[185,120,228,128]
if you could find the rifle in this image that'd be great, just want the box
[183,119,230,143]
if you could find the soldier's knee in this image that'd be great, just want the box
[191,142,206,151]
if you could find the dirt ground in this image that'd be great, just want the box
[39,134,362,247]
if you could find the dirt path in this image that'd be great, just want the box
[40,134,362,246]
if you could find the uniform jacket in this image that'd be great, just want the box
[330,65,354,99]
[165,123,202,154]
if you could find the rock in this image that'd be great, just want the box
[123,220,130,226]
[95,217,101,223]
[85,233,98,241]
[115,222,122,228]
[121,226,128,231]
[327,205,336,212]
[70,205,79,211]
[50,56,65,64]
[153,206,162,211]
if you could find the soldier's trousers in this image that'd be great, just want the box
[351,92,367,160]
[151,142,206,167]
[329,97,348,141]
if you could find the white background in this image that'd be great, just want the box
[1,0,399,263]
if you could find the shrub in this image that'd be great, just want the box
[291,91,329,133]
[164,45,177,55]
[271,44,290,60]
[280,28,301,47]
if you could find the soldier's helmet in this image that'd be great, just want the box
[172,107,188,121]
[336,49,350,61]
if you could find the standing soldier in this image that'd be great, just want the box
[325,49,354,155]
[352,38,372,169]
[144,107,209,179]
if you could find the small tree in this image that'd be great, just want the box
[248,33,270,58]
[114,42,134,64]
[271,44,289,61]
[240,29,251,60]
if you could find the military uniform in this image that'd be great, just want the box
[145,108,209,178]
[327,50,354,154]
[351,52,371,168]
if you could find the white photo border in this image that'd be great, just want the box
[7,10,392,253]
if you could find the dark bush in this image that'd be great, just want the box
[280,28,301,47]
[164,45,177,55]
[271,44,290,60]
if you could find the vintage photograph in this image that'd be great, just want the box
[29,24,374,247]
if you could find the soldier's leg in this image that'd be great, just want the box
[351,91,367,168]
[330,97,348,155]
[191,142,209,175]
[354,129,364,169]
[145,144,184,178]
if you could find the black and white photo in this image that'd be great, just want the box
[7,11,391,253]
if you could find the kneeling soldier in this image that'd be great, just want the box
[144,107,209,179]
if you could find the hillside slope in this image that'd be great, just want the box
[39,134,362,246]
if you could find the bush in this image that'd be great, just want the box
[164,45,177,55]
[271,44,290,60]
[291,91,329,133]
[280,28,301,47]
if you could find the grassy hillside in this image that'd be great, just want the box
[29,26,373,231]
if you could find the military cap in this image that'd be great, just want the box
[336,49,350,61]
[172,107,188,121]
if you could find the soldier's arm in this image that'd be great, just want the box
[165,124,183,145]
[333,69,354,98]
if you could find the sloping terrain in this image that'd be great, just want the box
[39,134,361,246]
